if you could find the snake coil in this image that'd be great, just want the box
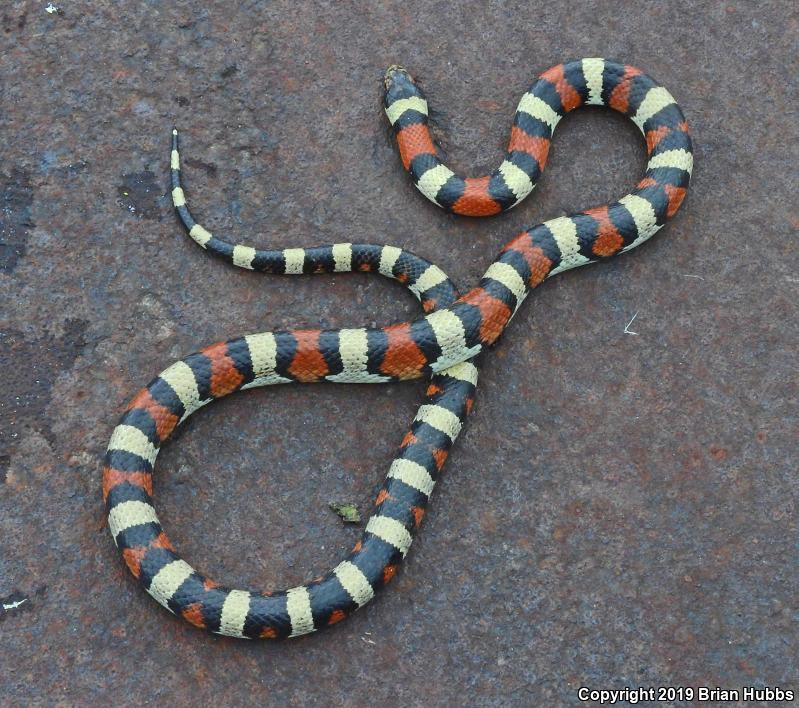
[104,59,693,638]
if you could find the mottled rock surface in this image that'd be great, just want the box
[0,1,796,704]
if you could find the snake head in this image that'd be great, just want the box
[384,64,410,85]
[383,65,422,107]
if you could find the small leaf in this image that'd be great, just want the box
[329,501,360,524]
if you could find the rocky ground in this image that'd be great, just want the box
[0,1,797,705]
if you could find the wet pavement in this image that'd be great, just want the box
[1,1,797,705]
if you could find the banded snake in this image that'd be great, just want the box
[103,59,693,638]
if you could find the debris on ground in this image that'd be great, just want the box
[328,501,361,524]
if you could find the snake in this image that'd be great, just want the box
[103,58,693,639]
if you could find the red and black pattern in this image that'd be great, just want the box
[104,326,477,639]
[384,59,691,217]
[105,58,693,638]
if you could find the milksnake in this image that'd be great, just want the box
[104,59,693,638]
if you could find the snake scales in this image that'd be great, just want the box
[103,59,693,638]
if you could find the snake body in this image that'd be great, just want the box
[104,59,693,638]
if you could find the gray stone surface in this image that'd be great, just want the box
[1,1,797,705]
